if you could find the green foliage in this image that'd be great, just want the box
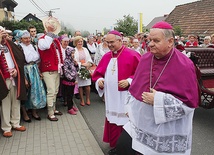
[58,30,72,36]
[58,30,73,37]
[173,25,182,36]
[60,23,74,37]
[81,31,90,38]
[0,20,44,33]
[114,14,138,36]
[58,31,66,36]
[103,27,110,35]
[78,66,91,80]
[67,31,72,36]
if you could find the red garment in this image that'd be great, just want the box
[38,36,64,73]
[62,80,75,86]
[103,118,123,147]
[92,46,141,91]
[185,41,198,47]
[0,52,10,79]
[141,41,150,52]
[141,41,146,49]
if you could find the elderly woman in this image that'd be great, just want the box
[94,35,109,65]
[20,30,46,121]
[60,35,70,60]
[74,36,93,106]
[201,36,211,47]
[57,35,70,105]
[87,35,97,62]
[132,38,144,55]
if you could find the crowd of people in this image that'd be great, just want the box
[1,17,213,155]
[175,33,214,49]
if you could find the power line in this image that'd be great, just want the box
[29,0,47,16]
[15,11,44,15]
[37,0,49,11]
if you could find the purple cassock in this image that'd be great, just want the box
[121,21,198,155]
[129,47,199,108]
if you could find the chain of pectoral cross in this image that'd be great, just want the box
[111,58,117,75]
[111,46,125,75]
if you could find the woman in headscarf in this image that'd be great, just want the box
[94,35,110,66]
[19,30,46,121]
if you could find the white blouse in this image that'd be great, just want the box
[20,43,40,63]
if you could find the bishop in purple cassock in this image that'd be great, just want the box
[116,21,199,155]
[92,30,141,152]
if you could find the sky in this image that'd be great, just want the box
[14,0,197,34]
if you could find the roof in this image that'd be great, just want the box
[165,0,214,36]
[1,0,18,8]
[145,15,168,30]
[20,13,42,22]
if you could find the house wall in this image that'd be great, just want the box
[0,8,15,21]
[0,9,4,21]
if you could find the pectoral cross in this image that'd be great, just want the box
[112,61,116,75]
[112,68,115,75]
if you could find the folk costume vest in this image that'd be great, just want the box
[38,35,64,73]
[0,50,10,79]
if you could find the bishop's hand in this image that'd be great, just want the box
[142,88,156,105]
[98,79,104,89]
[118,79,129,88]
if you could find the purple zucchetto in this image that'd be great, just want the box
[108,30,122,37]
[152,21,173,30]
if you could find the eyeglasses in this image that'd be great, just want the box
[106,40,118,45]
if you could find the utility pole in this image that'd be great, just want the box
[48,10,53,17]
[46,8,60,17]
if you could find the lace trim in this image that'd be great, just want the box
[163,94,185,120]
[131,123,190,153]
[106,110,127,118]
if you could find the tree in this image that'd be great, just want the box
[114,14,138,36]
[173,25,183,36]
[60,22,74,37]
[81,31,90,38]
[103,27,110,35]
[0,20,44,33]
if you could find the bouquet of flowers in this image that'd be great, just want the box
[78,66,91,80]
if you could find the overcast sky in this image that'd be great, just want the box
[14,0,197,34]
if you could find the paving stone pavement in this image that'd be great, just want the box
[0,102,104,155]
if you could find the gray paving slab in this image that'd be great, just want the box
[0,102,104,155]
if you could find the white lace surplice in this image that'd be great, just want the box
[96,58,128,126]
[124,92,194,155]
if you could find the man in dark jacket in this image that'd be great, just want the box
[0,26,27,137]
